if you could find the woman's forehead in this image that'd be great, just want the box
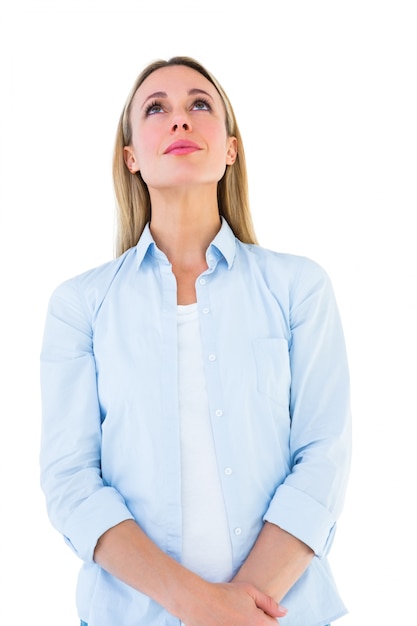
[134,65,218,102]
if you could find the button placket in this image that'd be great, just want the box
[196,269,240,541]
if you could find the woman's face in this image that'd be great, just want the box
[124,65,237,192]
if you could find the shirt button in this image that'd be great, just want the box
[199,278,206,285]
[234,528,242,536]
[224,467,233,475]
[202,307,210,314]
[208,354,216,361]
[215,409,223,417]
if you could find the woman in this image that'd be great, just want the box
[40,56,351,626]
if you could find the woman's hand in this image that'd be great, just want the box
[94,520,287,625]
[180,580,287,626]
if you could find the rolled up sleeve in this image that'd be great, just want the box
[263,260,351,557]
[40,279,134,563]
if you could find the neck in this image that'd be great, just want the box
[149,185,221,269]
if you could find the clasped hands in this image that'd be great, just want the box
[181,580,287,626]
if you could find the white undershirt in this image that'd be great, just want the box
[177,304,233,583]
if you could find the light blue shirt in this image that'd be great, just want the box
[40,219,351,626]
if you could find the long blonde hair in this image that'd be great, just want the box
[113,56,257,256]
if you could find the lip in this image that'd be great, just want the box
[163,140,201,155]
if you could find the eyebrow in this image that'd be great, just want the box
[141,88,214,110]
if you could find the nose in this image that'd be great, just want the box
[170,112,192,133]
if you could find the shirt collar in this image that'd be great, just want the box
[209,218,236,269]
[135,223,158,268]
[135,218,237,270]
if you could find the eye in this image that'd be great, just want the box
[192,98,212,111]
[145,100,164,116]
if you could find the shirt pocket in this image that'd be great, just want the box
[252,338,291,409]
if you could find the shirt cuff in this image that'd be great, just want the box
[62,486,135,563]
[263,483,336,558]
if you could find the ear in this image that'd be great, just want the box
[225,136,238,165]
[123,146,140,173]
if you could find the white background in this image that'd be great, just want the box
[1,1,416,624]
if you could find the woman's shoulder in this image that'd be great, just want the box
[238,240,329,282]
[238,241,336,310]
[47,247,136,314]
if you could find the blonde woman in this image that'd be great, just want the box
[40,57,350,626]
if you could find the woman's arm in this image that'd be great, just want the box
[234,259,351,602]
[94,519,288,626]
[232,521,313,601]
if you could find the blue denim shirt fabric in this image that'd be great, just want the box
[40,219,351,626]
